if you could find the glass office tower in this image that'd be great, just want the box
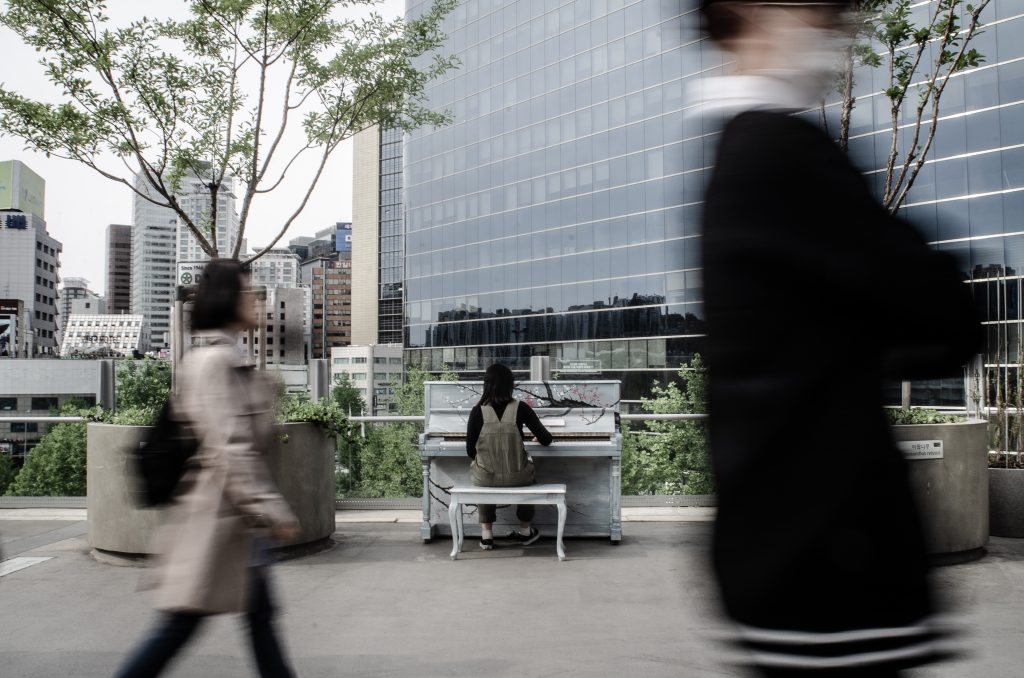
[403,0,1024,406]
[404,0,717,402]
[833,2,1024,406]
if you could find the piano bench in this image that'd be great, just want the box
[448,484,568,561]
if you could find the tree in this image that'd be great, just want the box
[0,0,457,263]
[331,372,365,416]
[621,355,712,496]
[350,364,458,497]
[836,0,991,211]
[6,420,87,496]
[116,358,171,411]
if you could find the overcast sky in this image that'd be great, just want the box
[0,0,405,295]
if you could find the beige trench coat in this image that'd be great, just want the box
[145,332,297,614]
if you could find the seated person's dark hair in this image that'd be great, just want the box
[191,258,246,331]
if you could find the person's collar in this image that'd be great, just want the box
[688,72,820,119]
[192,330,239,347]
[191,329,255,368]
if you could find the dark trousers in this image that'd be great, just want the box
[114,567,294,678]
[477,503,534,525]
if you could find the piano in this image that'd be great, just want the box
[418,380,622,542]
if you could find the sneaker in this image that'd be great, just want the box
[479,538,494,551]
[505,527,541,546]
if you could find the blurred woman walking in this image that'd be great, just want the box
[115,259,299,678]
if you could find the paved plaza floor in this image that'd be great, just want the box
[2,510,1024,677]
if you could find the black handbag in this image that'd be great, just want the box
[130,400,198,508]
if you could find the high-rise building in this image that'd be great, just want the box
[351,126,380,344]
[352,127,404,345]
[132,171,241,352]
[287,236,315,266]
[131,173,177,353]
[0,160,62,356]
[402,0,1023,405]
[105,224,132,314]
[832,1,1023,407]
[308,256,352,359]
[175,175,241,265]
[402,0,707,402]
[58,277,101,336]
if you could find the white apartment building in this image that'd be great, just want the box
[61,314,143,358]
[0,161,61,356]
[330,344,404,414]
[249,247,300,289]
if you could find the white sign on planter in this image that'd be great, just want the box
[897,440,944,460]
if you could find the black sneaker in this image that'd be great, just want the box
[506,527,541,546]
[479,538,494,551]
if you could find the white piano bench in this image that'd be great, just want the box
[447,484,568,561]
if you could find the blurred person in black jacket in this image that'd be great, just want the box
[697,1,982,675]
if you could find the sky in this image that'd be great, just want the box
[0,0,405,295]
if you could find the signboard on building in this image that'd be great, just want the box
[336,222,352,252]
[0,160,45,220]
[0,299,20,358]
[176,261,207,287]
[556,358,601,374]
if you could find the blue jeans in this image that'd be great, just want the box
[114,567,294,678]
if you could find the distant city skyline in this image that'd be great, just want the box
[0,0,404,296]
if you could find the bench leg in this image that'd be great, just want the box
[457,504,465,553]
[449,499,461,560]
[556,499,567,561]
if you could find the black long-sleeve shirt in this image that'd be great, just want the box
[466,400,553,459]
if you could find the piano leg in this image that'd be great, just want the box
[421,458,435,543]
[610,455,622,543]
[457,504,465,553]
[556,498,567,561]
[449,499,461,560]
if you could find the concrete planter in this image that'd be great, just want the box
[87,422,335,556]
[892,420,989,556]
[988,468,1024,538]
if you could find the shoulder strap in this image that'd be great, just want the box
[480,405,497,423]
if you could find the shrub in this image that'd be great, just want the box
[622,355,714,495]
[116,358,171,411]
[0,453,17,495]
[885,408,966,425]
[5,420,87,496]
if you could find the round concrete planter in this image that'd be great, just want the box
[87,422,335,556]
[892,420,989,556]
[988,468,1024,538]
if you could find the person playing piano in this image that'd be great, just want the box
[465,363,553,551]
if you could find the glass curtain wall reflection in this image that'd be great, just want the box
[404,0,1024,407]
[817,1,1024,407]
[403,0,716,402]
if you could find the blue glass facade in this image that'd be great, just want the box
[402,0,1024,405]
[403,0,716,402]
